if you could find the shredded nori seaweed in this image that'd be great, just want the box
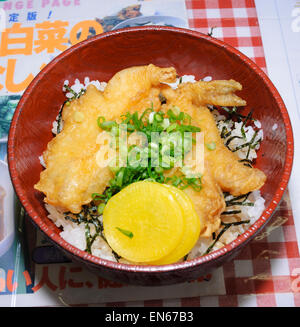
[204,220,250,255]
[64,205,105,254]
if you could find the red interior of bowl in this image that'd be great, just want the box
[7,27,293,275]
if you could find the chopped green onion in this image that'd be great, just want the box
[92,193,103,201]
[162,118,170,129]
[116,227,134,238]
[167,109,178,122]
[171,176,182,187]
[97,203,105,214]
[109,166,120,174]
[116,168,125,187]
[154,113,163,122]
[177,112,185,121]
[110,125,119,136]
[97,116,105,127]
[206,142,216,151]
[166,123,178,133]
[140,107,154,121]
[155,166,164,174]
[101,121,118,130]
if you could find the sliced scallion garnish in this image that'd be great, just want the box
[116,227,134,239]
[206,142,216,151]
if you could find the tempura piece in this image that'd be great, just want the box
[35,64,177,213]
[189,79,247,107]
[160,81,266,196]
[193,106,266,196]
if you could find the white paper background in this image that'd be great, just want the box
[255,0,300,249]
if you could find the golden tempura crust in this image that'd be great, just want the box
[159,82,266,197]
[188,79,247,107]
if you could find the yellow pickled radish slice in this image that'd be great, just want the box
[103,181,185,263]
[149,184,201,265]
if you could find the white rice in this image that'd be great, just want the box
[215,116,263,162]
[41,75,265,263]
[187,190,265,260]
[39,155,46,168]
[45,203,117,262]
[63,77,107,95]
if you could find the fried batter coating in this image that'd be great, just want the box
[183,169,225,237]
[160,81,266,196]
[35,64,177,213]
[193,106,266,196]
[188,79,247,107]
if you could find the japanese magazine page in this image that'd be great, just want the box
[0,0,228,307]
